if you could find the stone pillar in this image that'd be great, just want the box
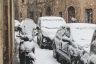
[0,0,3,64]
[3,0,14,64]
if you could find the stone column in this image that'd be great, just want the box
[0,0,3,64]
[3,0,14,64]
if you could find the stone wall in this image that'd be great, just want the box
[14,0,28,21]
[53,0,96,23]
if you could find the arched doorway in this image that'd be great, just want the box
[46,6,52,16]
[68,6,75,23]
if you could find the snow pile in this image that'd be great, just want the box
[67,23,96,53]
[21,18,36,36]
[41,27,58,40]
[14,19,37,63]
[15,18,37,51]
[15,20,20,44]
[41,19,66,29]
[15,20,20,27]
[68,23,96,29]
[67,23,96,63]
[81,52,90,64]
[15,32,21,44]
[35,48,60,64]
[40,16,66,29]
[15,20,21,44]
[89,54,96,64]
[40,16,66,40]
[20,41,35,51]
[15,18,37,42]
[28,52,36,60]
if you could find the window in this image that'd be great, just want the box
[68,6,75,23]
[59,12,62,17]
[40,12,42,17]
[46,7,52,16]
[85,9,93,23]
[20,12,22,19]
[22,0,24,3]
[29,12,34,19]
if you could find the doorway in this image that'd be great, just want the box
[68,6,75,23]
[46,6,52,16]
[85,9,93,23]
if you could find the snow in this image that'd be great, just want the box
[81,52,90,64]
[67,23,96,53]
[89,54,96,64]
[28,51,36,60]
[14,19,96,64]
[15,20,20,27]
[39,16,66,40]
[15,32,21,45]
[14,18,61,64]
[41,27,58,40]
[67,23,96,64]
[21,18,36,36]
[14,20,21,43]
[33,37,60,64]
[40,16,66,28]
[20,41,35,51]
[35,47,60,64]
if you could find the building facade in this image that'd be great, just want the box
[14,0,28,21]
[53,0,96,23]
[14,0,54,22]
[14,0,96,23]
[14,0,38,22]
[36,0,53,16]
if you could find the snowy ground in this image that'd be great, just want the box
[35,44,60,64]
[14,19,60,64]
[13,41,60,64]
[23,37,60,64]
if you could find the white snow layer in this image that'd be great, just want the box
[40,16,66,40]
[15,20,20,27]
[21,18,36,36]
[67,23,96,64]
[67,23,96,53]
[89,54,96,64]
[35,47,60,64]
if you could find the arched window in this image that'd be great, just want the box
[68,6,75,23]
